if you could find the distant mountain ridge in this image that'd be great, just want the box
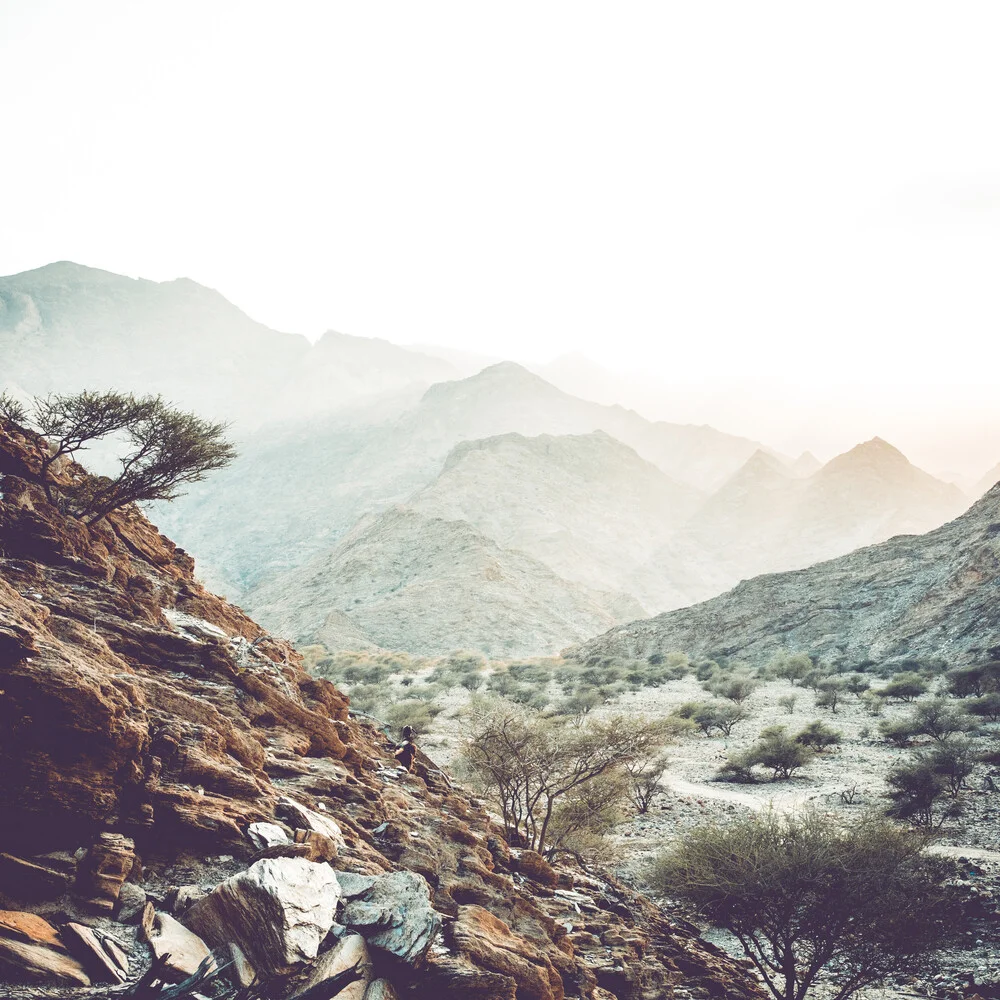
[570,483,1000,668]
[0,261,456,427]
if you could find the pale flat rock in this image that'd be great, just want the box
[248,821,291,850]
[279,797,346,847]
[141,904,215,980]
[185,856,341,976]
[62,922,128,984]
[341,871,441,966]
[0,910,67,952]
[0,937,91,986]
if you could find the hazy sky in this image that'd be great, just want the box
[2,2,999,471]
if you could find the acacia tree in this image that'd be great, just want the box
[649,810,960,1000]
[0,390,235,522]
[463,698,672,855]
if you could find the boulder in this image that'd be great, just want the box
[141,904,215,980]
[341,871,441,966]
[294,828,339,862]
[335,872,378,900]
[279,797,346,847]
[247,821,290,850]
[116,881,148,923]
[166,884,209,915]
[62,922,129,983]
[0,911,90,986]
[185,857,340,976]
[303,933,373,999]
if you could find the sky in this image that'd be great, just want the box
[1,2,999,474]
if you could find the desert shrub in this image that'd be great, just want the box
[966,692,1000,721]
[860,690,885,716]
[623,751,671,813]
[909,698,980,742]
[946,662,1000,699]
[815,677,847,713]
[705,673,758,704]
[842,673,871,697]
[879,672,929,702]
[507,660,551,685]
[716,753,759,783]
[556,687,606,721]
[692,701,748,737]
[384,699,441,733]
[879,717,919,747]
[886,756,963,829]
[694,659,721,682]
[799,668,830,692]
[777,694,798,715]
[926,738,978,798]
[545,770,630,862]
[463,699,672,855]
[648,811,961,1000]
[768,651,814,684]
[347,684,385,716]
[795,719,842,751]
[749,726,811,780]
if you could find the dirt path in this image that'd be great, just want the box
[663,775,815,813]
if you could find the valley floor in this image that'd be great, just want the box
[415,670,1000,999]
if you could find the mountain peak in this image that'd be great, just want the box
[821,436,911,474]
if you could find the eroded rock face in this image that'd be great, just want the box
[0,422,765,1000]
[186,857,341,976]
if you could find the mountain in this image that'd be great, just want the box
[570,482,1000,668]
[642,438,970,606]
[973,461,1000,498]
[156,361,770,596]
[0,418,761,1000]
[246,506,644,657]
[0,261,456,426]
[410,430,702,608]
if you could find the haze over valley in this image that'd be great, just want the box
[2,260,990,657]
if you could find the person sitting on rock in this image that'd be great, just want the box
[393,726,417,772]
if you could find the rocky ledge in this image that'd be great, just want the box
[0,421,763,999]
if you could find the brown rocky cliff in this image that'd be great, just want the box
[0,422,763,999]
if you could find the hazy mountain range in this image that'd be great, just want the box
[1,261,993,656]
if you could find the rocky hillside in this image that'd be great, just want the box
[0,420,762,999]
[0,262,456,428]
[571,482,1000,669]
[247,506,643,658]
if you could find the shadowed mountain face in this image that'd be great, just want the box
[570,483,1000,669]
[0,261,456,426]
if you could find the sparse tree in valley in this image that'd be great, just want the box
[649,811,960,1000]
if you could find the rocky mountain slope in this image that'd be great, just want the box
[571,482,1000,669]
[646,438,969,604]
[247,506,643,658]
[0,419,763,999]
[0,261,456,427]
[408,431,700,609]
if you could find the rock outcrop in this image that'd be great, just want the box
[572,481,1000,669]
[0,419,764,999]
